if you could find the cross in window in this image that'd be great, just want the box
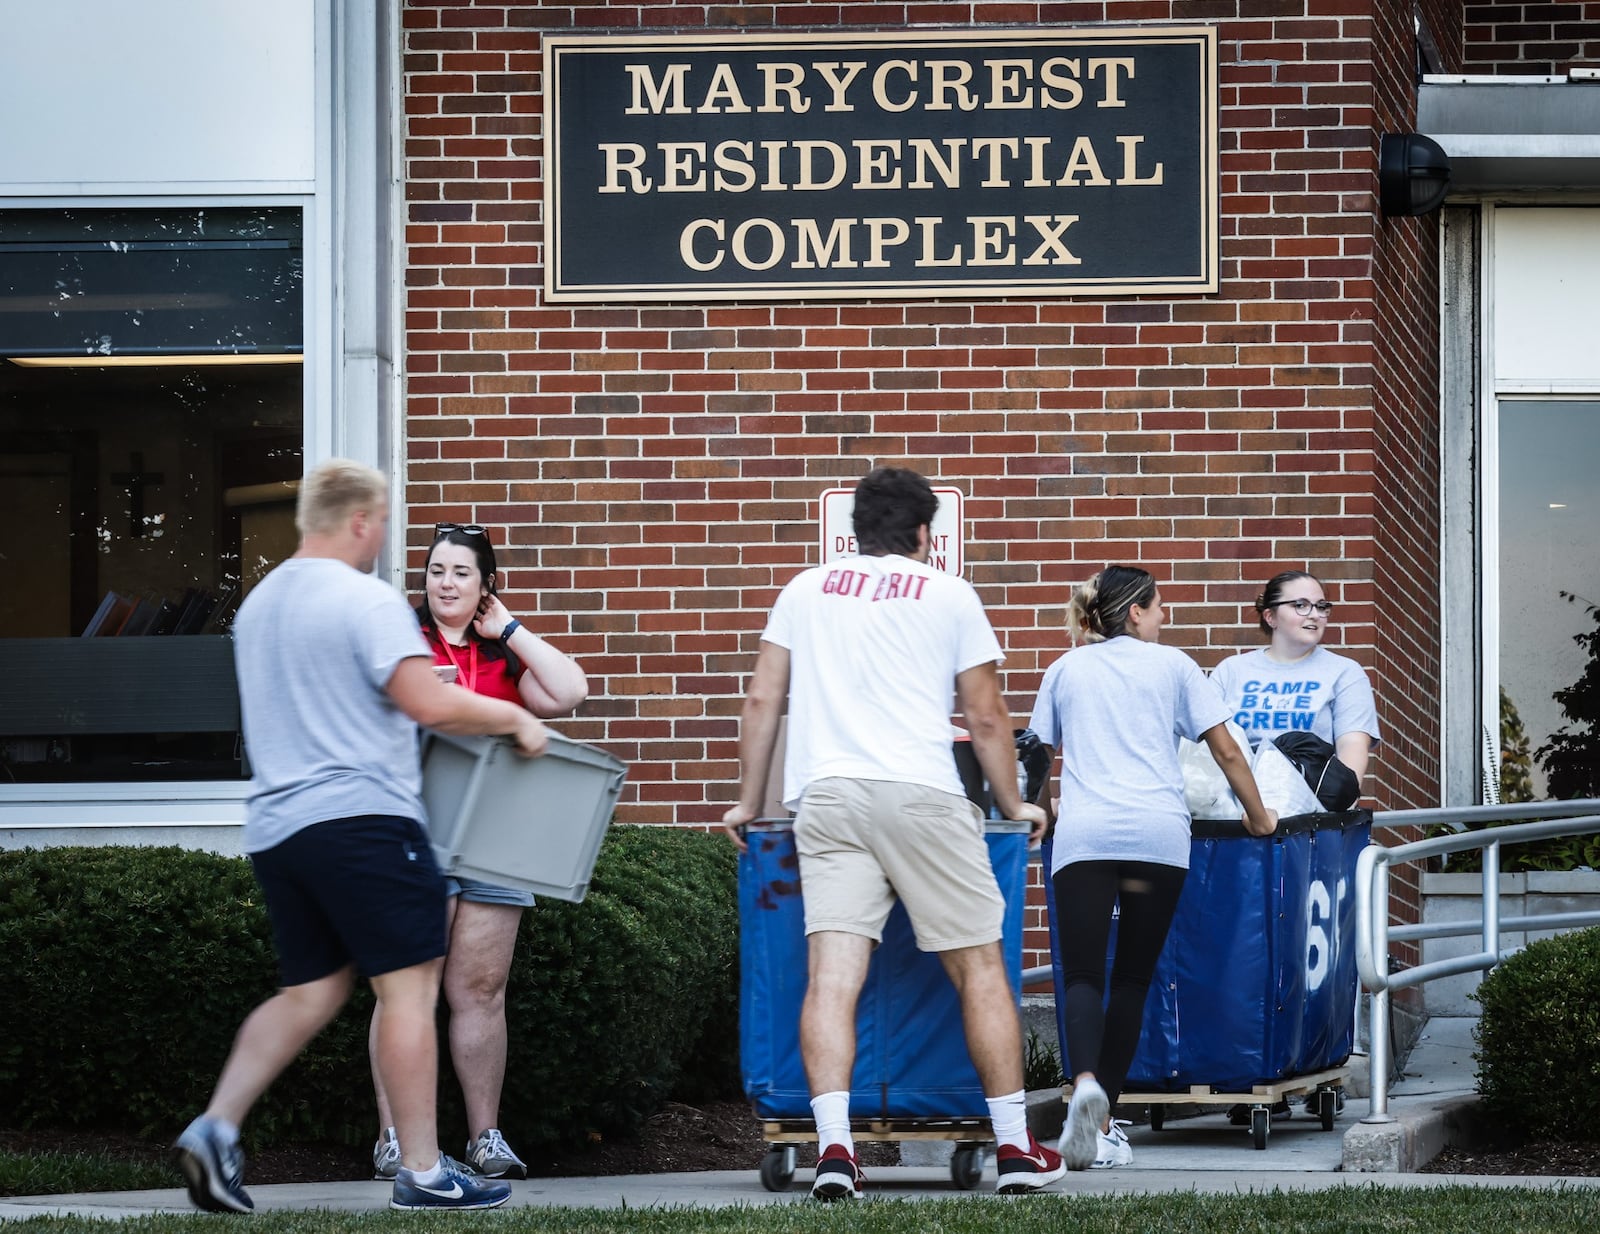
[110,451,165,537]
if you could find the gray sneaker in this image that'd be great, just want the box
[373,1127,401,1180]
[391,1156,510,1211]
[174,1115,253,1214]
[466,1128,527,1179]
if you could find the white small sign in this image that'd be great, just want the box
[819,486,965,576]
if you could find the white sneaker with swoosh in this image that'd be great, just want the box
[390,1156,511,1211]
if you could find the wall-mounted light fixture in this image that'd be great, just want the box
[1379,133,1451,217]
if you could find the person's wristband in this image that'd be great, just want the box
[500,618,521,642]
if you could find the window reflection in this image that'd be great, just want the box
[0,208,302,783]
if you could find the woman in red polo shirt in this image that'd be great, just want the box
[370,522,588,1182]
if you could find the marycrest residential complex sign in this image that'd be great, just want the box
[542,27,1218,302]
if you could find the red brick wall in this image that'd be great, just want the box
[1463,0,1600,72]
[402,0,1445,974]
[1369,0,1449,959]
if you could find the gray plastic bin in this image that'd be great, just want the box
[420,730,627,903]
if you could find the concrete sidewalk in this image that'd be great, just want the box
[3,1017,1593,1220]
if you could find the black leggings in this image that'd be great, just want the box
[1052,859,1187,1108]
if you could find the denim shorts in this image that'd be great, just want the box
[444,875,536,909]
[250,814,448,984]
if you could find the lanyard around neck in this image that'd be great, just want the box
[437,633,478,694]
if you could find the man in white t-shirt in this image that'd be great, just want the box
[722,467,1062,1198]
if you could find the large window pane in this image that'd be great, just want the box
[1497,399,1600,800]
[0,207,302,784]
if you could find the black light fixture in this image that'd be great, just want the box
[1379,133,1451,218]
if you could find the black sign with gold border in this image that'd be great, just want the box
[543,28,1218,302]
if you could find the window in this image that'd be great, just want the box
[0,207,302,783]
[1475,207,1600,804]
[1493,399,1600,800]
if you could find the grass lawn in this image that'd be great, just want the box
[5,1186,1600,1233]
[0,1150,172,1201]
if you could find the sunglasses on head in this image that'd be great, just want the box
[434,522,487,538]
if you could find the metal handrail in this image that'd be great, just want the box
[1354,799,1600,1124]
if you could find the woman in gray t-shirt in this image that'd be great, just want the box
[1029,566,1275,1172]
[1210,570,1380,785]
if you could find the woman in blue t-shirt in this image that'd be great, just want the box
[1210,570,1381,786]
[1029,566,1276,1172]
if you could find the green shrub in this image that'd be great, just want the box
[1429,821,1600,874]
[0,826,739,1152]
[492,824,741,1146]
[1473,925,1600,1139]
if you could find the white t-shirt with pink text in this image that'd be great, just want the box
[762,554,1002,809]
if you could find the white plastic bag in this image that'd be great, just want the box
[1249,740,1324,818]
[1181,721,1251,820]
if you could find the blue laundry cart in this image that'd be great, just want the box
[1046,809,1371,1149]
[739,817,1031,1191]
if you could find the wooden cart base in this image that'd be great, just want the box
[1066,1065,1350,1150]
[758,1117,993,1192]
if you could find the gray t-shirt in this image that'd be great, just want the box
[233,557,433,853]
[1210,646,1381,749]
[1028,637,1231,873]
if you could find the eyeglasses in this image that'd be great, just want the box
[434,522,487,538]
[1270,598,1334,618]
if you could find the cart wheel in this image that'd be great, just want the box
[1318,1088,1337,1132]
[759,1146,796,1192]
[1250,1105,1269,1150]
[1149,1105,1165,1132]
[950,1145,984,1191]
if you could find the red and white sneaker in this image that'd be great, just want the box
[995,1131,1066,1193]
[811,1143,865,1200]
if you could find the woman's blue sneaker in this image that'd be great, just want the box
[390,1156,511,1211]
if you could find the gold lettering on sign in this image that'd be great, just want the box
[678,215,1090,271]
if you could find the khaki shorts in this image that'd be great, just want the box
[793,776,1004,952]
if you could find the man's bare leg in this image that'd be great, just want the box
[799,930,874,1094]
[801,930,874,1199]
[936,941,1025,1096]
[205,966,355,1127]
[370,957,446,1172]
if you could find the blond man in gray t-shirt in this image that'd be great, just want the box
[174,460,544,1216]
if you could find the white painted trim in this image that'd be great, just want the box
[0,782,248,832]
[1435,213,1450,803]
[0,182,317,198]
[1495,380,1600,395]
[384,0,409,593]
[0,193,309,209]
[1480,204,1501,794]
[306,0,337,467]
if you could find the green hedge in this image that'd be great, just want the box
[0,826,739,1151]
[1473,925,1600,1140]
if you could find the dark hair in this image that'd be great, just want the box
[1254,570,1320,636]
[852,466,938,556]
[1068,565,1158,642]
[417,527,515,668]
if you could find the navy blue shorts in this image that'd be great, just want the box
[249,814,448,986]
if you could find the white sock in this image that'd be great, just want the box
[810,1090,853,1154]
[986,1089,1031,1151]
[410,1156,446,1186]
[208,1116,241,1145]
